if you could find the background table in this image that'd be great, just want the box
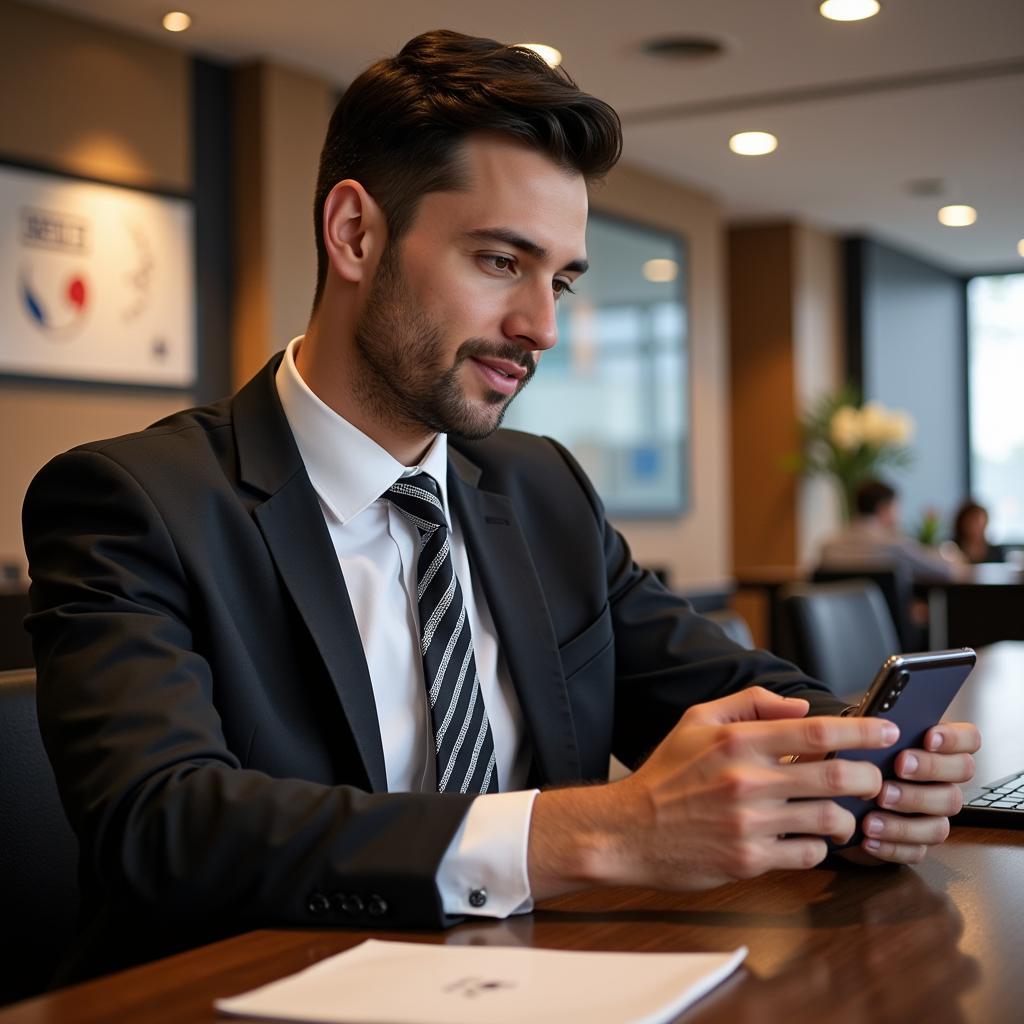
[2,644,1022,1024]
[926,563,1024,649]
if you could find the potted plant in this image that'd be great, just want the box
[786,387,915,521]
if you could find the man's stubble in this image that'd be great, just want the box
[352,245,536,441]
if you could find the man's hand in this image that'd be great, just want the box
[527,688,900,899]
[843,721,981,865]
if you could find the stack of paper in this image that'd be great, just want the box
[215,938,747,1024]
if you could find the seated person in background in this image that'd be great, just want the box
[952,500,1001,564]
[820,480,964,583]
[23,32,980,987]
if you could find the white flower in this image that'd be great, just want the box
[883,411,914,445]
[858,401,891,447]
[829,405,862,450]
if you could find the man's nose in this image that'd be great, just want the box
[501,283,559,352]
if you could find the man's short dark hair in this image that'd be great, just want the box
[311,29,623,312]
[855,479,897,518]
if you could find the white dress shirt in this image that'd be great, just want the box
[275,337,537,916]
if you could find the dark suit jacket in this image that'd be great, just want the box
[23,354,840,980]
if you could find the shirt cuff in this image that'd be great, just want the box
[435,788,539,918]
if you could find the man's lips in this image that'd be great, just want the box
[469,356,529,396]
[472,356,527,380]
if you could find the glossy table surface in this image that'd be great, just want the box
[3,644,1022,1024]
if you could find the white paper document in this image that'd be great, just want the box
[215,938,747,1024]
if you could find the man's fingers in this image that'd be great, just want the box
[735,715,900,759]
[923,722,982,755]
[863,810,951,846]
[740,687,811,722]
[895,749,975,784]
[684,687,809,727]
[877,779,964,816]
[861,838,929,864]
[770,836,831,871]
[775,798,857,844]
[788,758,883,799]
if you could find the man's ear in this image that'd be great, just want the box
[322,180,386,284]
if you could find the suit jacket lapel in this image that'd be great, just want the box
[447,450,581,785]
[232,357,388,792]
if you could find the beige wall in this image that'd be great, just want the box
[0,1,194,575]
[0,1,191,193]
[595,164,731,589]
[232,63,335,386]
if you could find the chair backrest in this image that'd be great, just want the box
[778,580,900,696]
[811,564,915,650]
[0,590,33,671]
[703,608,755,649]
[0,669,80,1006]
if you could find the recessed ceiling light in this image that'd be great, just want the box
[938,205,977,227]
[641,36,727,61]
[1017,239,1024,258]
[819,0,881,22]
[162,11,191,32]
[514,43,562,68]
[729,131,778,156]
[643,259,678,283]
[906,177,947,198]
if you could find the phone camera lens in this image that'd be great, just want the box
[881,700,892,711]
[895,671,910,692]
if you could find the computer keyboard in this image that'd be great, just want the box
[955,768,1024,829]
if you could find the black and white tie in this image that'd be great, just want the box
[385,473,499,794]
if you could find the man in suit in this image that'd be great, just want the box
[24,30,979,982]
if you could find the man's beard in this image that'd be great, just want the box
[352,247,536,441]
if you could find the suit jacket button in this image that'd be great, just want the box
[341,894,364,915]
[306,892,330,916]
[367,894,388,917]
[468,888,487,909]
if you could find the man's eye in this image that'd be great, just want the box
[484,255,515,272]
[553,279,576,298]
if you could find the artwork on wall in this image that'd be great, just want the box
[0,161,195,387]
[503,209,690,518]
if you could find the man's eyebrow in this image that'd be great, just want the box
[464,228,589,274]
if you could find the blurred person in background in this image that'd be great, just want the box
[951,500,1002,564]
[820,479,964,583]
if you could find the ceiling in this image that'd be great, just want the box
[27,0,1024,274]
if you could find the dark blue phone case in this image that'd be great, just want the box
[828,648,976,849]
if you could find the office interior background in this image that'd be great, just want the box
[2,0,1022,647]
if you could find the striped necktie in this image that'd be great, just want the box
[385,473,499,794]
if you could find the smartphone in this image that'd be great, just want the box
[825,648,977,848]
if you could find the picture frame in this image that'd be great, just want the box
[0,160,195,388]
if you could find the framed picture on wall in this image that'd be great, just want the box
[0,161,195,388]
[503,209,690,518]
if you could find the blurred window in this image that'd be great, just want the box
[967,273,1024,543]
[503,211,689,517]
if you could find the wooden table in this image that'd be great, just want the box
[3,645,1022,1024]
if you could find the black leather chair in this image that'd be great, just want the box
[0,590,33,671]
[778,580,900,696]
[811,564,919,651]
[0,669,80,1006]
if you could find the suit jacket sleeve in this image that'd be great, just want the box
[541,437,846,770]
[23,447,474,947]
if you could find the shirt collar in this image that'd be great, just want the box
[275,336,451,524]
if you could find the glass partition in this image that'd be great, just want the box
[967,272,1024,543]
[503,210,689,518]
